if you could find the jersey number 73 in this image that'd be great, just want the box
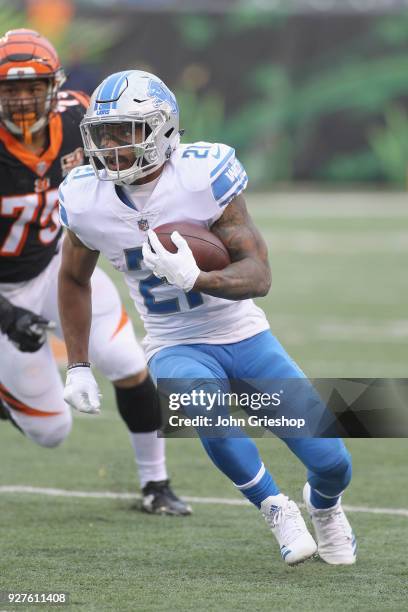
[0,188,59,256]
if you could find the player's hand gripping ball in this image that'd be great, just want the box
[154,223,230,272]
[142,222,230,292]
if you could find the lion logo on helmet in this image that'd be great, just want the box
[147,79,178,115]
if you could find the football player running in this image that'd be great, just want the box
[58,69,357,565]
[0,30,190,516]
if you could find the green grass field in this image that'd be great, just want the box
[1,192,407,611]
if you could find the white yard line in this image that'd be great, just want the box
[0,485,407,517]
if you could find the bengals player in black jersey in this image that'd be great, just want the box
[0,29,190,515]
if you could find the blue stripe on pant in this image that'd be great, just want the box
[149,330,351,506]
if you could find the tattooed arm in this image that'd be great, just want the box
[193,194,271,300]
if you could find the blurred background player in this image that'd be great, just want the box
[0,29,190,516]
[58,69,356,565]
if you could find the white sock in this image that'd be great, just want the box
[129,431,168,488]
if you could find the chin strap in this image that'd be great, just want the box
[10,111,36,144]
[4,112,48,144]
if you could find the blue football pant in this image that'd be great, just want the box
[150,331,351,506]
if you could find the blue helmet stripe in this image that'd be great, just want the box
[94,71,132,111]
[99,72,124,100]
[110,71,132,108]
[94,74,119,110]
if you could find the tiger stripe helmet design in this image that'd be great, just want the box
[0,29,66,138]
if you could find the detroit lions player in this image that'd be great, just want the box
[58,70,356,565]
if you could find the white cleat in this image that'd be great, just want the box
[260,494,317,565]
[303,482,357,565]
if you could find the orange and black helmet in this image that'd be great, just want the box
[0,29,65,138]
[0,28,64,82]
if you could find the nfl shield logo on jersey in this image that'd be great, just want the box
[138,219,149,231]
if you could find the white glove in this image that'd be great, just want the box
[63,365,101,414]
[142,229,201,292]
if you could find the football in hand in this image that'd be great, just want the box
[153,222,231,272]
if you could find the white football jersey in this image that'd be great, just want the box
[59,141,269,360]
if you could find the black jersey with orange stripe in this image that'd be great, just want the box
[0,90,89,283]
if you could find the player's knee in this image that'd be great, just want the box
[93,336,146,382]
[27,415,72,448]
[114,368,148,388]
[16,360,59,400]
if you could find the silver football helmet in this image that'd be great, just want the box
[80,70,180,185]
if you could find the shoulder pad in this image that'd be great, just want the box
[175,142,213,192]
[58,165,95,229]
[56,90,90,114]
[175,141,248,203]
